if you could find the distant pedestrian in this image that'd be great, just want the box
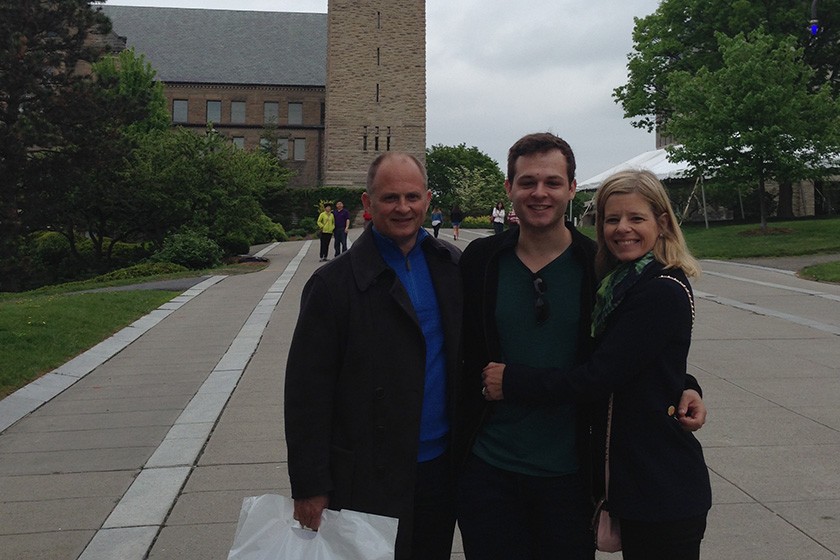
[491,201,506,234]
[316,204,335,262]
[431,207,443,238]
[508,207,519,227]
[333,200,350,256]
[450,205,464,241]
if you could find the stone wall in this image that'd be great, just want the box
[325,0,426,187]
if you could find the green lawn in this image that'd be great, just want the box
[682,218,840,259]
[801,261,840,283]
[0,259,269,398]
[577,216,840,264]
[0,290,178,398]
[1,219,838,398]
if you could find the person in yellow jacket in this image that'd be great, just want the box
[317,204,336,261]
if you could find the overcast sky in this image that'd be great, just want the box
[105,0,662,182]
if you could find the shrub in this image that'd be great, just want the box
[153,231,222,269]
[110,241,153,267]
[74,238,96,262]
[463,215,491,228]
[32,231,71,266]
[286,228,309,239]
[93,262,188,281]
[28,232,73,287]
[254,215,288,243]
[298,216,318,233]
[263,186,365,229]
[219,234,251,257]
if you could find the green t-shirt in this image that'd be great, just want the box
[473,248,583,476]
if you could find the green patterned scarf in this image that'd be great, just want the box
[591,252,656,337]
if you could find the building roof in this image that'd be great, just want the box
[577,148,695,191]
[99,5,326,87]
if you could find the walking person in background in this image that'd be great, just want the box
[431,207,443,238]
[316,203,335,262]
[332,200,350,256]
[508,207,519,228]
[450,205,464,240]
[285,152,463,560]
[482,169,712,560]
[491,201,506,234]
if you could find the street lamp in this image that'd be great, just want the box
[809,0,820,36]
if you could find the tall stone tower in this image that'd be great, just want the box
[324,0,426,187]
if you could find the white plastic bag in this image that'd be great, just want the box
[227,494,398,560]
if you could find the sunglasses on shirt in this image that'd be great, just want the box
[533,275,550,325]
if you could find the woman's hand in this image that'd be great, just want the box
[482,362,506,400]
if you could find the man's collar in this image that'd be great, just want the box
[371,226,428,256]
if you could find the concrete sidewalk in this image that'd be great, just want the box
[1,237,839,559]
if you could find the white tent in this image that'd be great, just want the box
[576,147,714,227]
[577,148,694,191]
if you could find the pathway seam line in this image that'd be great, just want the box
[77,241,312,560]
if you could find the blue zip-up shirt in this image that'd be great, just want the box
[372,227,449,462]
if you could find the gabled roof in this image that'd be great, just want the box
[577,148,694,191]
[99,5,326,87]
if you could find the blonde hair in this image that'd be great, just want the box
[594,169,701,278]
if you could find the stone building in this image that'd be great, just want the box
[324,0,426,186]
[101,1,426,189]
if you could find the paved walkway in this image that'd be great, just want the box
[1,231,839,559]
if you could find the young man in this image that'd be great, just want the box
[456,133,705,559]
[285,153,462,560]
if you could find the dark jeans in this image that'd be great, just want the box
[319,232,332,259]
[407,452,456,560]
[620,515,707,560]
[493,222,505,234]
[458,454,594,560]
[433,223,441,238]
[333,229,347,255]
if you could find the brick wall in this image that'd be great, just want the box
[163,83,326,188]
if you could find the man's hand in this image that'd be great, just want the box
[482,362,506,400]
[294,495,329,530]
[677,389,707,432]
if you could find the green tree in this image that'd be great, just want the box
[614,0,840,217]
[665,30,840,230]
[616,0,839,131]
[92,48,170,135]
[426,144,504,212]
[124,127,292,251]
[450,166,507,216]
[0,0,111,289]
[25,48,171,268]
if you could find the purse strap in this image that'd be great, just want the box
[658,274,695,327]
[604,393,613,499]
